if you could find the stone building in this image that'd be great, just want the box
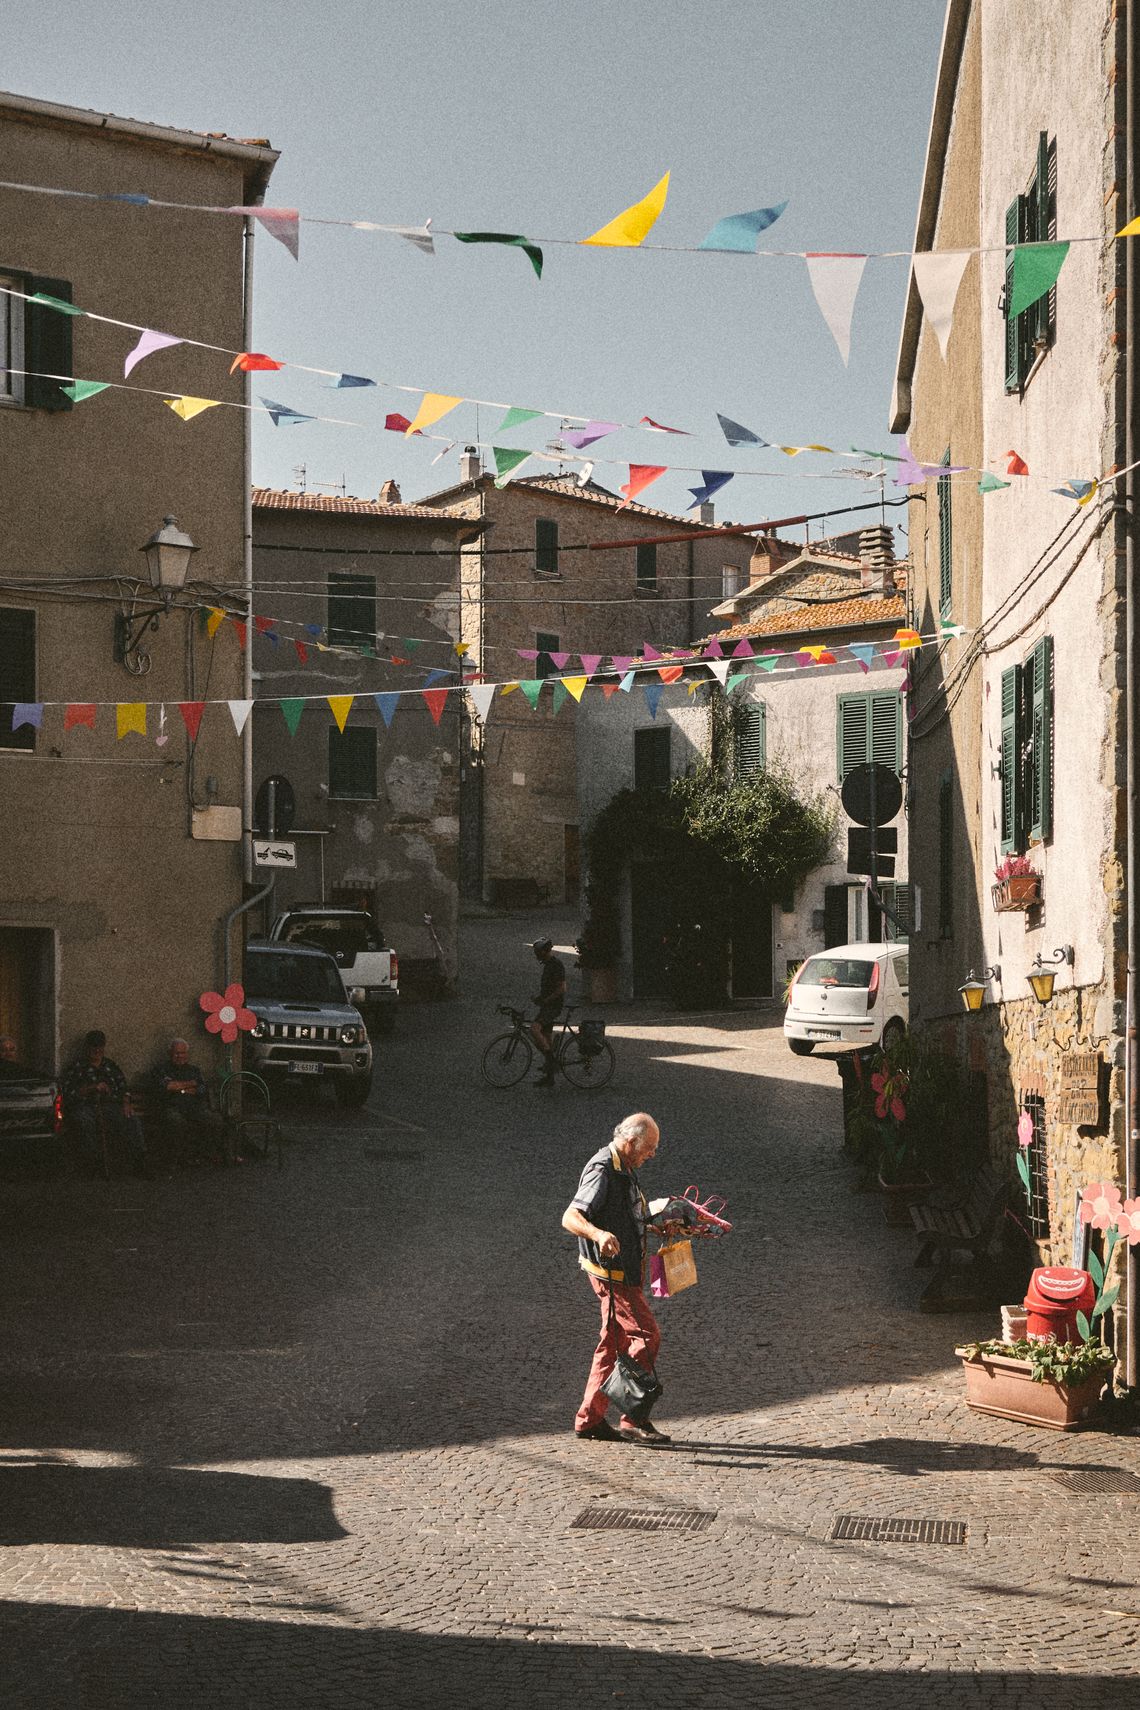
[249,488,483,988]
[0,92,276,1076]
[418,458,755,906]
[892,1,1130,1290]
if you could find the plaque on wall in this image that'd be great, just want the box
[1057,1050,1102,1128]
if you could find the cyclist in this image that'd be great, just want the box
[529,937,566,1087]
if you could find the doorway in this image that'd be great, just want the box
[730,889,773,999]
[630,863,670,998]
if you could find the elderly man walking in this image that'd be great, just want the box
[561,1111,670,1445]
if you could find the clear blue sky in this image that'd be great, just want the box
[6,0,945,532]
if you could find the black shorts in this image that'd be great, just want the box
[536,1005,561,1031]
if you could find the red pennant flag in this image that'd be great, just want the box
[391,654,409,666]
[64,703,97,731]
[178,702,206,740]
[385,413,418,434]
[638,416,689,435]
[619,465,668,506]
[230,352,284,373]
[1005,449,1029,475]
[422,688,448,725]
[293,639,309,665]
[233,620,247,650]
[658,665,684,684]
[254,614,277,634]
[602,683,622,699]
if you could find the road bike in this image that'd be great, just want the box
[480,1005,616,1090]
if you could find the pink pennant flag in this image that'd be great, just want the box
[731,639,754,658]
[579,654,602,678]
[642,644,663,661]
[702,639,724,659]
[619,465,668,507]
[229,206,300,259]
[638,416,689,434]
[881,649,902,667]
[548,651,570,670]
[516,648,540,661]
[124,329,182,377]
[611,655,635,674]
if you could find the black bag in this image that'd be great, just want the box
[600,1282,663,1422]
[579,1018,606,1058]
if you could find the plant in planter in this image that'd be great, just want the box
[956,1336,1115,1430]
[576,885,622,1001]
[991,854,1042,913]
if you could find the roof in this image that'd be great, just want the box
[252,488,482,523]
[0,90,279,200]
[710,549,902,618]
[713,591,908,643]
[417,470,738,530]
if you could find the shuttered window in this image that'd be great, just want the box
[0,274,25,404]
[0,608,36,752]
[535,629,560,681]
[535,518,559,575]
[1000,637,1053,852]
[635,542,658,590]
[937,452,953,620]
[938,767,953,937]
[836,691,902,781]
[1004,133,1056,394]
[823,884,850,948]
[1000,664,1021,854]
[876,882,920,941]
[1028,634,1053,842]
[0,273,75,411]
[327,573,376,648]
[734,704,766,779]
[634,726,671,790]
[328,725,377,800]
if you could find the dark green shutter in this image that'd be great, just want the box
[328,726,377,799]
[734,704,766,778]
[1000,665,1020,853]
[535,518,559,574]
[634,726,671,789]
[823,885,849,948]
[0,607,36,752]
[635,542,657,589]
[1004,201,1020,392]
[24,276,74,411]
[870,692,903,774]
[327,573,376,647]
[836,694,869,781]
[1029,634,1053,841]
[938,451,953,619]
[1034,130,1052,351]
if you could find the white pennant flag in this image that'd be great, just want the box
[911,250,971,359]
[805,254,868,366]
[228,699,254,735]
[707,659,732,686]
[468,683,496,724]
[354,219,435,256]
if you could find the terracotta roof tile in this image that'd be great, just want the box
[714,592,908,643]
[252,488,474,521]
[418,471,736,528]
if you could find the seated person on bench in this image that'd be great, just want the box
[154,1038,223,1162]
[62,1029,148,1175]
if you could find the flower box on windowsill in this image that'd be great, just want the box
[992,874,1042,913]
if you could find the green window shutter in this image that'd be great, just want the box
[327,573,376,648]
[535,518,559,574]
[1004,200,1020,392]
[823,884,849,948]
[938,767,953,936]
[0,607,37,752]
[1029,634,1053,841]
[836,694,870,781]
[635,542,657,589]
[937,452,953,619]
[734,703,766,778]
[1000,665,1021,853]
[328,725,377,800]
[634,726,671,789]
[25,275,74,411]
[870,692,902,774]
[1034,130,1052,351]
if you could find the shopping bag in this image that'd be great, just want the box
[649,1252,669,1299]
[660,1238,698,1295]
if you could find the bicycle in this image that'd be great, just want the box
[480,1005,616,1090]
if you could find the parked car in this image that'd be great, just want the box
[784,942,909,1056]
[0,1063,63,1168]
[269,907,398,1033]
[243,942,373,1107]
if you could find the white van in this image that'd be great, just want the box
[784,941,909,1056]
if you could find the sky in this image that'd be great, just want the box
[4,0,946,536]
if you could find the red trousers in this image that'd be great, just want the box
[574,1275,662,1432]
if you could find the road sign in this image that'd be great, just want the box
[847,826,897,877]
[253,839,297,869]
[841,763,902,828]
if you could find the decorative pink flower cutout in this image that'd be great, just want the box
[871,1068,908,1122]
[1117,1198,1140,1246]
[1017,1111,1034,1149]
[199,982,257,1044]
[1080,1181,1123,1232]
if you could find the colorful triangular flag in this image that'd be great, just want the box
[581,172,670,247]
[406,393,462,437]
[619,465,667,507]
[177,702,205,739]
[453,231,543,279]
[64,703,97,731]
[166,396,221,422]
[375,692,400,727]
[698,202,788,252]
[280,698,305,735]
[805,253,868,365]
[60,380,109,403]
[519,679,544,709]
[231,352,283,373]
[493,446,531,487]
[643,683,664,720]
[562,676,588,702]
[468,683,496,723]
[422,688,448,724]
[717,413,767,447]
[497,406,542,434]
[117,702,147,738]
[261,397,314,426]
[688,471,734,508]
[327,695,354,732]
[1009,242,1070,319]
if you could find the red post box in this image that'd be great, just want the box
[1023,1266,1096,1344]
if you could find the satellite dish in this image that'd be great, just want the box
[254,774,296,836]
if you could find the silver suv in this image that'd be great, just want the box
[244,942,373,1108]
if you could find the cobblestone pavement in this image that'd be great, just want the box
[1,909,1138,1707]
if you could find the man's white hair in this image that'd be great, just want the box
[613,1113,655,1145]
[170,1038,189,1050]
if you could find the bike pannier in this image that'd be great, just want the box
[579,1018,606,1057]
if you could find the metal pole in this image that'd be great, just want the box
[1124,0,1139,1389]
[241,211,257,886]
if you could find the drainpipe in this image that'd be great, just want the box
[1125,0,1139,1390]
[241,209,257,886]
[222,873,275,992]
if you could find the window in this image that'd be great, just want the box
[328,725,377,800]
[0,272,75,411]
[327,573,376,649]
[635,542,657,591]
[1004,132,1057,393]
[722,565,744,600]
[535,518,559,575]
[734,704,766,779]
[535,630,560,681]
[836,691,902,781]
[1020,1093,1050,1238]
[1000,635,1053,853]
[873,882,920,942]
[634,726,671,789]
[0,608,36,752]
[938,767,953,937]
[937,452,953,620]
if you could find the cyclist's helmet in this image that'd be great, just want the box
[531,937,554,955]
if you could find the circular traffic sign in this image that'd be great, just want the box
[841,763,901,827]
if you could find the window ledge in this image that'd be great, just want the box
[533,568,562,581]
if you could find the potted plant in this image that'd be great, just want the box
[576,886,621,1004]
[955,1336,1115,1430]
[992,854,1042,912]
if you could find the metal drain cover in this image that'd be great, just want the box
[571,1506,715,1534]
[1048,1468,1140,1494]
[831,1515,967,1546]
[363,1147,424,1162]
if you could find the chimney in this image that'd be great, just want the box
[748,534,789,585]
[858,524,895,590]
[379,479,401,505]
[698,501,715,525]
[459,445,482,482]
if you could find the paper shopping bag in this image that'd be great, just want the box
[660,1238,697,1295]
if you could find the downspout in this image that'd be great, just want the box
[241,210,257,887]
[1125,0,1139,1391]
[222,874,275,992]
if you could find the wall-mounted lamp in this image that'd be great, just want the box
[1027,944,1074,1006]
[958,965,1001,1013]
[115,516,199,675]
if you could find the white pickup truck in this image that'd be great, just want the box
[268,907,399,1032]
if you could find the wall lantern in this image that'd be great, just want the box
[1027,944,1074,1006]
[115,516,199,674]
[958,965,1000,1012]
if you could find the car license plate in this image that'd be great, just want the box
[807,1028,841,1039]
[289,1061,323,1075]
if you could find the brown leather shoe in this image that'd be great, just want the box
[574,1419,626,1442]
[618,1421,671,1445]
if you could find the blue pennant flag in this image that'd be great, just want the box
[11,702,44,731]
[717,413,768,448]
[331,373,377,388]
[688,470,734,509]
[374,692,401,727]
[261,396,315,426]
[422,668,451,689]
[699,202,788,253]
[643,683,664,720]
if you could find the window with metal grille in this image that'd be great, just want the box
[1004,132,1057,393]
[634,726,671,790]
[635,542,658,591]
[328,725,377,800]
[937,452,953,620]
[836,691,902,781]
[0,607,35,752]
[535,518,559,575]
[1021,1093,1050,1238]
[535,630,560,682]
[938,767,953,937]
[327,573,376,648]
[734,704,766,779]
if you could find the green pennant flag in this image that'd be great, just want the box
[453,232,543,279]
[280,698,305,735]
[551,680,569,715]
[60,380,110,403]
[1009,241,1070,318]
[977,471,1011,494]
[402,637,423,653]
[359,644,376,658]
[726,672,749,693]
[30,291,82,316]
[519,679,544,709]
[494,446,531,487]
[497,407,542,434]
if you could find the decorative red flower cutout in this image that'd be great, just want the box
[1118,1198,1140,1246]
[199,982,257,1044]
[1080,1181,1122,1232]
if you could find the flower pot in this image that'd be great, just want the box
[587,966,619,1004]
[955,1347,1104,1430]
[878,1170,933,1227]
[991,875,1042,913]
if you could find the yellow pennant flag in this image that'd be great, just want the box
[561,675,588,703]
[1077,478,1099,507]
[499,681,520,696]
[205,606,226,638]
[406,393,463,437]
[327,695,354,732]
[116,702,147,739]
[581,172,670,247]
[454,642,469,657]
[1117,216,1140,237]
[894,627,922,650]
[165,396,222,422]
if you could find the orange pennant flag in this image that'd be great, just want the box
[619,465,668,507]
[657,665,684,684]
[327,695,354,732]
[205,606,226,638]
[894,628,922,650]
[406,393,463,437]
[229,352,283,373]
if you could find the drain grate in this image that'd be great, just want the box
[571,1506,716,1534]
[831,1514,967,1546]
[363,1147,424,1162]
[1048,1468,1140,1494]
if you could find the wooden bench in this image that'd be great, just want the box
[910,1164,1008,1270]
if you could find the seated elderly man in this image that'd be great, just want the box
[62,1029,149,1177]
[154,1038,224,1164]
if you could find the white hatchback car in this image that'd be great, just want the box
[784,941,909,1057]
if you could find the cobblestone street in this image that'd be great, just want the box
[1,911,1138,1707]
